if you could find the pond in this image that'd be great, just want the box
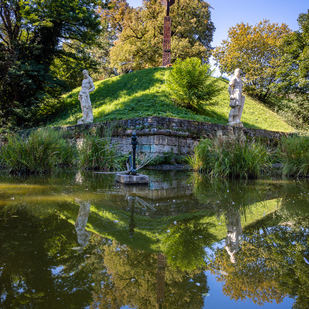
[0,170,308,309]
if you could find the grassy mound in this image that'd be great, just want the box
[52,67,294,132]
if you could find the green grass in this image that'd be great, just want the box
[188,130,271,178]
[280,135,309,177]
[51,67,294,132]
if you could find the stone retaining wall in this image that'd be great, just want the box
[59,116,293,156]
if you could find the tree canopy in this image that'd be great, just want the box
[212,20,291,101]
[275,10,309,95]
[104,0,215,73]
[0,0,105,129]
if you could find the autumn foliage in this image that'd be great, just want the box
[213,20,291,100]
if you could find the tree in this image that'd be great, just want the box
[108,0,215,73]
[213,20,291,101]
[0,0,105,129]
[166,57,221,113]
[271,10,309,126]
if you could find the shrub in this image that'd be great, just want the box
[188,129,270,179]
[280,135,309,177]
[1,129,77,173]
[165,57,221,113]
[78,130,125,171]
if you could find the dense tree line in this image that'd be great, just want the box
[213,10,309,129]
[0,0,106,130]
[0,0,215,130]
[1,0,308,130]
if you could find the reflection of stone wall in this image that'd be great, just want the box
[51,116,293,156]
[118,174,193,199]
[108,174,209,218]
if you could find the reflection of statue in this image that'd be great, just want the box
[77,70,95,125]
[228,68,245,127]
[74,199,91,253]
[225,208,242,263]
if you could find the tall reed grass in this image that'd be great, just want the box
[280,135,309,177]
[187,129,270,179]
[1,129,77,173]
[78,127,125,171]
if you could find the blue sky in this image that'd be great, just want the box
[127,0,308,48]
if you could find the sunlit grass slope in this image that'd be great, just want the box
[53,67,294,132]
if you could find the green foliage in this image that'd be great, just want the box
[1,129,77,173]
[280,135,309,177]
[162,219,217,271]
[270,10,309,128]
[188,129,270,179]
[0,0,106,129]
[165,58,221,113]
[78,129,125,171]
[213,20,291,101]
[274,10,309,96]
[109,0,215,72]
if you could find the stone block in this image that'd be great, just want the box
[151,145,164,153]
[167,137,178,146]
[140,145,151,153]
[163,145,172,153]
[116,173,149,184]
[179,147,189,154]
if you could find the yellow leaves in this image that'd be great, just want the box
[213,20,291,95]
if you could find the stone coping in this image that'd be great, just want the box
[56,116,293,142]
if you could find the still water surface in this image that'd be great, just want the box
[0,171,308,309]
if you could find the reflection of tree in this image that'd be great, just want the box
[91,241,209,309]
[0,208,101,309]
[209,213,309,308]
[162,219,218,271]
[192,174,279,215]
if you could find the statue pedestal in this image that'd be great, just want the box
[116,173,149,184]
[228,122,243,128]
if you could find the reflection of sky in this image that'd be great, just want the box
[51,265,64,276]
[204,238,295,308]
[204,271,294,309]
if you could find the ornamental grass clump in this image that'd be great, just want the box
[188,128,270,179]
[78,128,125,171]
[165,57,221,114]
[1,129,77,173]
[280,135,309,177]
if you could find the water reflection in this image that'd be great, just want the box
[0,171,309,308]
[74,199,91,252]
[224,207,242,263]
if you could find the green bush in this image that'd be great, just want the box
[1,129,77,173]
[165,57,221,113]
[78,132,125,171]
[188,129,270,179]
[280,135,309,177]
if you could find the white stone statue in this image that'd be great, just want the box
[228,68,245,127]
[77,70,95,125]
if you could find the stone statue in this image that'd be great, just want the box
[77,70,95,125]
[228,68,245,127]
